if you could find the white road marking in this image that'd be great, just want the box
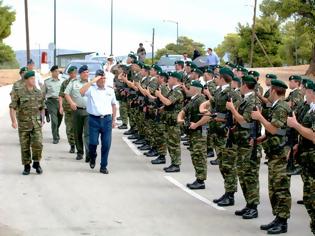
[122,137,142,156]
[164,175,226,211]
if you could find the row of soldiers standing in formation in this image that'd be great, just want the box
[113,54,315,235]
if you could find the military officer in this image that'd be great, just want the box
[178,80,209,188]
[58,66,77,153]
[9,71,45,175]
[64,65,90,162]
[44,65,64,144]
[252,79,291,234]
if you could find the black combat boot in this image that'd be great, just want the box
[32,162,43,174]
[217,192,235,207]
[260,217,279,230]
[207,148,215,158]
[139,144,151,151]
[163,164,180,173]
[118,124,128,129]
[210,158,219,165]
[267,217,287,234]
[145,149,158,157]
[213,193,226,203]
[242,204,258,219]
[186,179,205,190]
[151,155,166,164]
[128,133,139,140]
[76,153,83,160]
[89,158,96,169]
[181,135,189,141]
[123,128,135,135]
[69,145,75,153]
[235,204,250,216]
[297,200,304,205]
[22,164,31,175]
[134,139,146,145]
[183,141,190,146]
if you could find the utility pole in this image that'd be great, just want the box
[24,0,30,62]
[163,20,179,46]
[53,0,57,65]
[152,28,155,64]
[249,0,257,68]
[110,0,113,56]
[294,15,298,65]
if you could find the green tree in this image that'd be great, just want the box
[215,33,241,64]
[260,0,315,76]
[0,0,18,69]
[155,36,205,59]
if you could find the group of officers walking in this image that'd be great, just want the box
[113,53,315,235]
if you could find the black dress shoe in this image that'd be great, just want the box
[85,156,90,163]
[139,144,151,151]
[235,206,250,216]
[89,159,96,169]
[123,129,135,135]
[261,217,279,230]
[183,141,190,146]
[213,193,226,203]
[207,149,215,158]
[53,139,59,144]
[69,145,75,153]
[181,136,189,141]
[22,164,31,175]
[186,180,205,190]
[118,124,128,129]
[217,192,234,206]
[264,160,268,165]
[297,200,304,205]
[117,117,122,121]
[134,139,146,145]
[146,149,158,157]
[128,134,139,140]
[164,165,180,173]
[242,208,258,219]
[100,167,109,174]
[151,155,166,164]
[76,154,83,160]
[210,158,219,165]
[32,162,43,174]
[267,218,287,234]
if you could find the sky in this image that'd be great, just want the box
[3,0,263,56]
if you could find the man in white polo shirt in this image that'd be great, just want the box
[80,69,117,174]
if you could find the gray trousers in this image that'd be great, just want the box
[46,98,63,141]
[73,109,89,156]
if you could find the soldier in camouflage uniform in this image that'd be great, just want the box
[248,70,264,96]
[153,72,184,172]
[287,80,315,235]
[178,80,209,188]
[231,77,241,97]
[226,75,261,219]
[9,71,45,175]
[58,66,77,153]
[252,79,291,235]
[285,75,304,112]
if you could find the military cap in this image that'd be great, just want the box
[151,64,162,73]
[78,65,88,74]
[215,65,223,69]
[95,69,105,76]
[219,67,234,78]
[133,60,144,68]
[50,65,59,72]
[288,75,302,81]
[185,61,197,68]
[175,60,184,66]
[19,67,28,75]
[232,77,241,83]
[248,70,260,78]
[266,74,277,80]
[192,68,203,76]
[236,66,248,74]
[204,67,214,74]
[169,71,183,80]
[27,59,35,65]
[271,79,288,89]
[128,53,137,61]
[24,70,35,79]
[190,80,204,89]
[226,62,236,68]
[158,71,169,79]
[143,64,151,71]
[242,75,257,85]
[67,66,77,73]
[304,80,315,91]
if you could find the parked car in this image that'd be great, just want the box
[157,54,184,72]
[193,55,208,67]
[63,60,105,80]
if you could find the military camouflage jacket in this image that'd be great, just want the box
[183,94,207,124]
[285,88,304,112]
[206,80,217,96]
[59,78,73,112]
[163,85,184,125]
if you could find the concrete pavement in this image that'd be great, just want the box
[0,85,312,236]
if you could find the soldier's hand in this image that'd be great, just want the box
[155,90,161,97]
[91,76,103,83]
[112,120,116,128]
[287,112,298,128]
[251,109,262,121]
[177,118,184,124]
[226,101,234,111]
[59,107,64,115]
[189,122,198,130]
[70,103,77,111]
[11,121,17,129]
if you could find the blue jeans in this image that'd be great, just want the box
[88,115,112,169]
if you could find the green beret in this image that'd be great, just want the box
[266,74,277,80]
[158,71,169,79]
[236,66,248,74]
[185,61,197,69]
[232,77,241,83]
[151,64,162,73]
[24,70,35,79]
[242,75,257,85]
[271,79,288,89]
[219,67,234,78]
[175,60,184,66]
[134,60,144,68]
[128,54,137,61]
[19,67,28,74]
[190,80,204,89]
[143,64,151,71]
[304,80,315,91]
[226,62,236,69]
[215,65,223,69]
[204,67,214,74]
[67,66,77,73]
[169,71,183,80]
[192,68,203,76]
[248,70,260,78]
[288,75,302,82]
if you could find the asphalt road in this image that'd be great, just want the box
[0,85,312,236]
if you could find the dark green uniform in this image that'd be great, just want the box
[285,88,304,112]
[114,75,129,126]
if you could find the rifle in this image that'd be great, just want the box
[250,106,259,160]
[286,111,301,176]
[225,95,233,148]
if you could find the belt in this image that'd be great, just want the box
[90,114,111,119]
[47,97,58,100]
[77,107,86,110]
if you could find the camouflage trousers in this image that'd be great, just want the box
[166,124,181,165]
[302,171,315,234]
[18,127,43,165]
[119,100,129,126]
[236,146,260,205]
[137,108,145,136]
[218,145,238,193]
[64,111,75,146]
[146,118,157,148]
[189,130,207,180]
[155,122,167,156]
[267,152,292,219]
